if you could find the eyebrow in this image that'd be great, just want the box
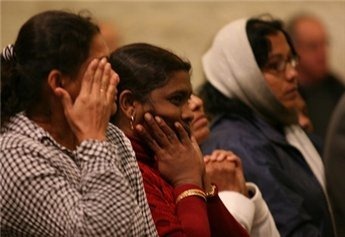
[170,89,192,97]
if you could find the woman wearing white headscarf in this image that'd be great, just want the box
[199,16,335,237]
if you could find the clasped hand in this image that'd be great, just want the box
[204,150,248,196]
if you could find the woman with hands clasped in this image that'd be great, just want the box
[1,11,157,236]
[199,16,335,236]
[109,43,249,237]
[189,94,280,237]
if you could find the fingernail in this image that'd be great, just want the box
[144,113,152,121]
[101,57,107,64]
[135,124,143,132]
[155,116,161,123]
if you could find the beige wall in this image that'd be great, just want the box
[1,0,345,89]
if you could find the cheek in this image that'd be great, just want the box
[264,74,283,98]
[151,103,181,121]
[64,78,82,102]
[138,103,178,132]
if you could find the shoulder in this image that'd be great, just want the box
[106,123,136,157]
[107,123,129,145]
[202,115,280,166]
[1,131,48,156]
[201,116,263,155]
[207,114,267,147]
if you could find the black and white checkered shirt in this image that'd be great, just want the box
[0,113,158,237]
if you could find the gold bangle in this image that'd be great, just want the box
[205,184,217,198]
[176,189,206,204]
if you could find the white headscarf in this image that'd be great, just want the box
[202,18,327,194]
[202,18,296,125]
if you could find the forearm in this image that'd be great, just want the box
[219,182,280,237]
[173,184,211,237]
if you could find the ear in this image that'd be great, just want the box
[118,89,138,119]
[47,70,63,95]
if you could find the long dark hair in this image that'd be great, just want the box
[199,16,297,118]
[1,10,99,125]
[109,43,191,102]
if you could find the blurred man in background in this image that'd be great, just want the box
[287,13,344,140]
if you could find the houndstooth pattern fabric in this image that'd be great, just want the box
[0,113,158,237]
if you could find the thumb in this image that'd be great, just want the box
[55,87,73,114]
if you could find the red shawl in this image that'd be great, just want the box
[129,135,249,237]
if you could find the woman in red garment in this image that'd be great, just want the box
[109,43,249,237]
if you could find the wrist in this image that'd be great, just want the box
[173,178,203,189]
[175,188,206,203]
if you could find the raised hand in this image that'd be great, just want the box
[55,58,119,144]
[135,113,204,188]
[204,150,248,196]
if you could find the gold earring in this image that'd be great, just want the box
[130,115,135,130]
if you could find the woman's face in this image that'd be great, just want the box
[136,70,194,136]
[64,34,111,102]
[189,94,210,144]
[262,32,299,110]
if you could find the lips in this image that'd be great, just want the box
[285,87,298,99]
[192,115,209,130]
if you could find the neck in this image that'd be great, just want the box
[113,114,134,137]
[27,105,77,150]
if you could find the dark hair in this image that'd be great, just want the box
[109,43,191,102]
[1,10,99,124]
[246,16,297,68]
[198,81,253,120]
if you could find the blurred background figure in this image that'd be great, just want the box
[324,93,345,237]
[99,20,121,51]
[287,13,345,140]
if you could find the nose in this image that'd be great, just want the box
[285,63,298,83]
[189,94,203,111]
[182,103,195,124]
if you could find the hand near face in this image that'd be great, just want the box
[204,150,248,197]
[135,112,204,188]
[55,58,119,144]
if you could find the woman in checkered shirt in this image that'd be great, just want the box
[0,10,157,236]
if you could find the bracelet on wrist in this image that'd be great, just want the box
[176,188,206,204]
